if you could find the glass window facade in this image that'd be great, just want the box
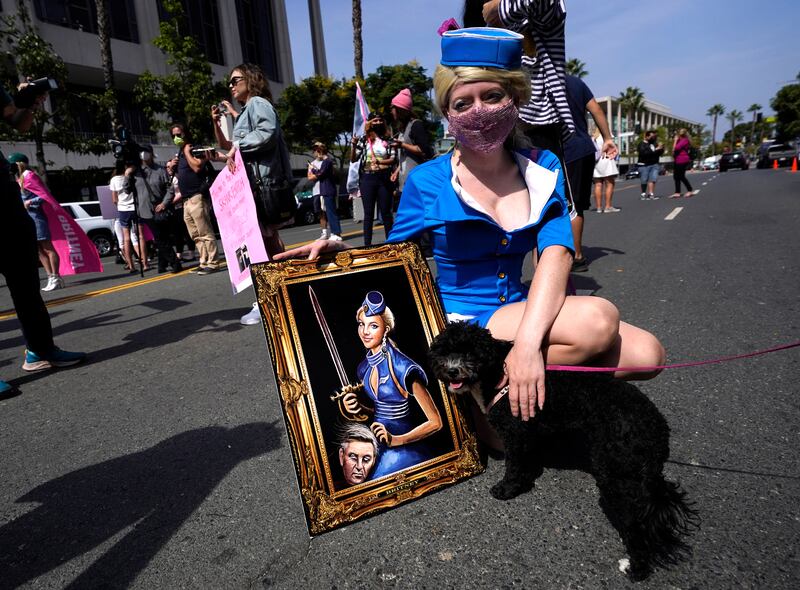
[235,0,280,82]
[158,0,224,65]
[33,0,139,43]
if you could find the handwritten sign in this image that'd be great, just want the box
[209,149,269,293]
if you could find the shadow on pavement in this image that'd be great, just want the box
[2,302,244,391]
[581,245,624,265]
[0,421,283,589]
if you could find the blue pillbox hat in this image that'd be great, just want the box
[361,291,386,316]
[440,27,524,70]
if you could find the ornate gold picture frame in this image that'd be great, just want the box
[251,242,483,534]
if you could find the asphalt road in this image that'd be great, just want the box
[1,167,798,589]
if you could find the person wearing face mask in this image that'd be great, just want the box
[350,113,396,246]
[276,28,665,429]
[171,123,218,274]
[125,145,182,273]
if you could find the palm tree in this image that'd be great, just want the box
[352,0,363,79]
[618,86,645,161]
[727,109,743,149]
[706,104,725,156]
[747,103,762,145]
[566,58,588,79]
[94,0,118,124]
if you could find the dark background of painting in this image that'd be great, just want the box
[285,265,455,490]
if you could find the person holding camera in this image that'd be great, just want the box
[211,63,293,325]
[1,81,85,396]
[123,146,182,274]
[171,123,218,275]
[350,112,397,247]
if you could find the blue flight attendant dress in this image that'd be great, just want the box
[388,148,574,326]
[356,342,434,478]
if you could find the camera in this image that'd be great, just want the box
[190,146,215,158]
[108,124,141,165]
[14,77,58,109]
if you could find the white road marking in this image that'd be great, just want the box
[665,207,683,221]
[702,182,707,185]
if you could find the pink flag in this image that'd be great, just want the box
[347,82,371,192]
[21,171,103,275]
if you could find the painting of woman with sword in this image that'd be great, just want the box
[311,288,443,483]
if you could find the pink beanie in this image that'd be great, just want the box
[391,88,413,112]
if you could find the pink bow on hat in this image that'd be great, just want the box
[437,18,460,36]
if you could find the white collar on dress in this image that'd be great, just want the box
[449,151,559,230]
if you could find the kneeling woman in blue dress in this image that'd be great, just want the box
[341,291,443,479]
[279,27,665,429]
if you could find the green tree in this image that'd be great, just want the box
[746,103,761,145]
[363,62,434,122]
[565,58,588,79]
[706,103,725,156]
[618,86,645,161]
[771,78,800,141]
[726,109,743,148]
[0,1,110,182]
[133,0,226,143]
[276,76,355,169]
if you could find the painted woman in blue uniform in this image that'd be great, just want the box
[278,28,665,432]
[341,291,442,479]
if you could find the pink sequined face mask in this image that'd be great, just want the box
[446,99,518,154]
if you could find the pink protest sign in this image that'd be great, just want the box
[209,149,268,293]
[22,171,103,275]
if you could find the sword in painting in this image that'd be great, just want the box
[308,286,369,421]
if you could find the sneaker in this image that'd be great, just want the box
[571,257,589,272]
[41,276,63,292]
[669,193,681,199]
[319,229,330,240]
[241,302,261,326]
[195,266,215,275]
[1,379,19,397]
[328,234,343,242]
[640,192,648,201]
[604,206,621,213]
[22,347,87,372]
[648,193,660,200]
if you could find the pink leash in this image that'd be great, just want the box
[545,340,800,374]
[486,340,800,411]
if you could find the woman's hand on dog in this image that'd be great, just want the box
[500,342,546,421]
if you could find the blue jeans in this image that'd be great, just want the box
[322,194,341,235]
[639,164,660,183]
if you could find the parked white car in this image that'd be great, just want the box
[62,201,117,256]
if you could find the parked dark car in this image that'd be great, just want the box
[718,151,750,172]
[756,143,797,168]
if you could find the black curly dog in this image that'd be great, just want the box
[428,322,699,581]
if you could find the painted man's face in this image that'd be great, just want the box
[339,439,376,485]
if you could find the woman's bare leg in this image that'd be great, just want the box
[37,243,53,275]
[593,180,603,211]
[487,296,665,380]
[40,240,60,276]
[604,177,616,210]
[122,227,134,269]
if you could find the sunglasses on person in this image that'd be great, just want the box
[229,76,244,87]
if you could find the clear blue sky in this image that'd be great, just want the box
[285,0,799,127]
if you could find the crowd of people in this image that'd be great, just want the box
[5,1,686,454]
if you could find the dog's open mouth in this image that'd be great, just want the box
[447,381,464,391]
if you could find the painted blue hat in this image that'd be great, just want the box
[440,27,524,70]
[361,291,385,316]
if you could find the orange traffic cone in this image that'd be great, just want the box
[773,159,779,169]
[792,157,798,173]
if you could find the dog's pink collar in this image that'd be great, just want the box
[487,385,509,412]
